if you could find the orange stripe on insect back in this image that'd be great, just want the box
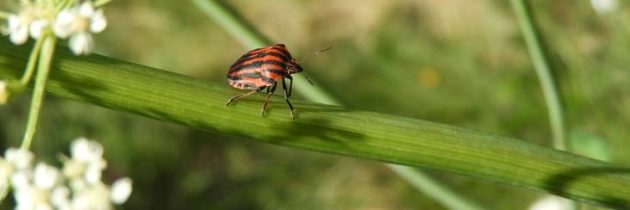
[228,68,262,76]
[267,47,289,54]
[271,44,289,52]
[232,56,264,67]
[263,72,284,81]
[244,48,290,60]
[238,47,286,60]
[233,55,285,68]
[267,48,291,59]
[232,48,266,63]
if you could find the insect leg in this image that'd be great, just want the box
[226,87,264,106]
[286,75,293,97]
[261,83,277,117]
[282,77,295,119]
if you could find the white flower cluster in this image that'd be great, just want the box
[6,0,107,55]
[0,137,132,210]
[6,0,54,45]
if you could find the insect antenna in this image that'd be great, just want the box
[299,46,332,65]
[298,46,332,85]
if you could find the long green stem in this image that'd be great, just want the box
[20,36,56,150]
[190,1,486,209]
[20,36,45,85]
[0,41,629,208]
[510,0,567,151]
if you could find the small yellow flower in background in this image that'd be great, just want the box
[417,67,441,89]
[53,1,108,55]
[0,81,8,105]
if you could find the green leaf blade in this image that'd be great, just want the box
[1,41,629,208]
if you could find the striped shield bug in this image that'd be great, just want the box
[226,44,314,119]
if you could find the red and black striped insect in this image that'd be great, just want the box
[226,44,306,119]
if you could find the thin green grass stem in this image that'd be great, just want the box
[190,0,269,48]
[20,36,45,85]
[510,0,567,151]
[389,165,485,210]
[20,36,56,150]
[510,0,577,209]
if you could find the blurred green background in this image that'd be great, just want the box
[1,0,629,209]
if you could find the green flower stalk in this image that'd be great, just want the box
[19,34,55,150]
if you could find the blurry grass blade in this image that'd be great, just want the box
[388,164,484,210]
[569,131,611,162]
[510,0,567,151]
[510,1,576,208]
[190,0,268,48]
[1,41,630,208]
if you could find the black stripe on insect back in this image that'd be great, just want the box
[233,51,265,64]
[266,52,290,62]
[265,68,289,77]
[229,60,287,73]
[272,46,293,58]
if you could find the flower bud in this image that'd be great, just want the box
[0,80,25,105]
[0,81,8,105]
